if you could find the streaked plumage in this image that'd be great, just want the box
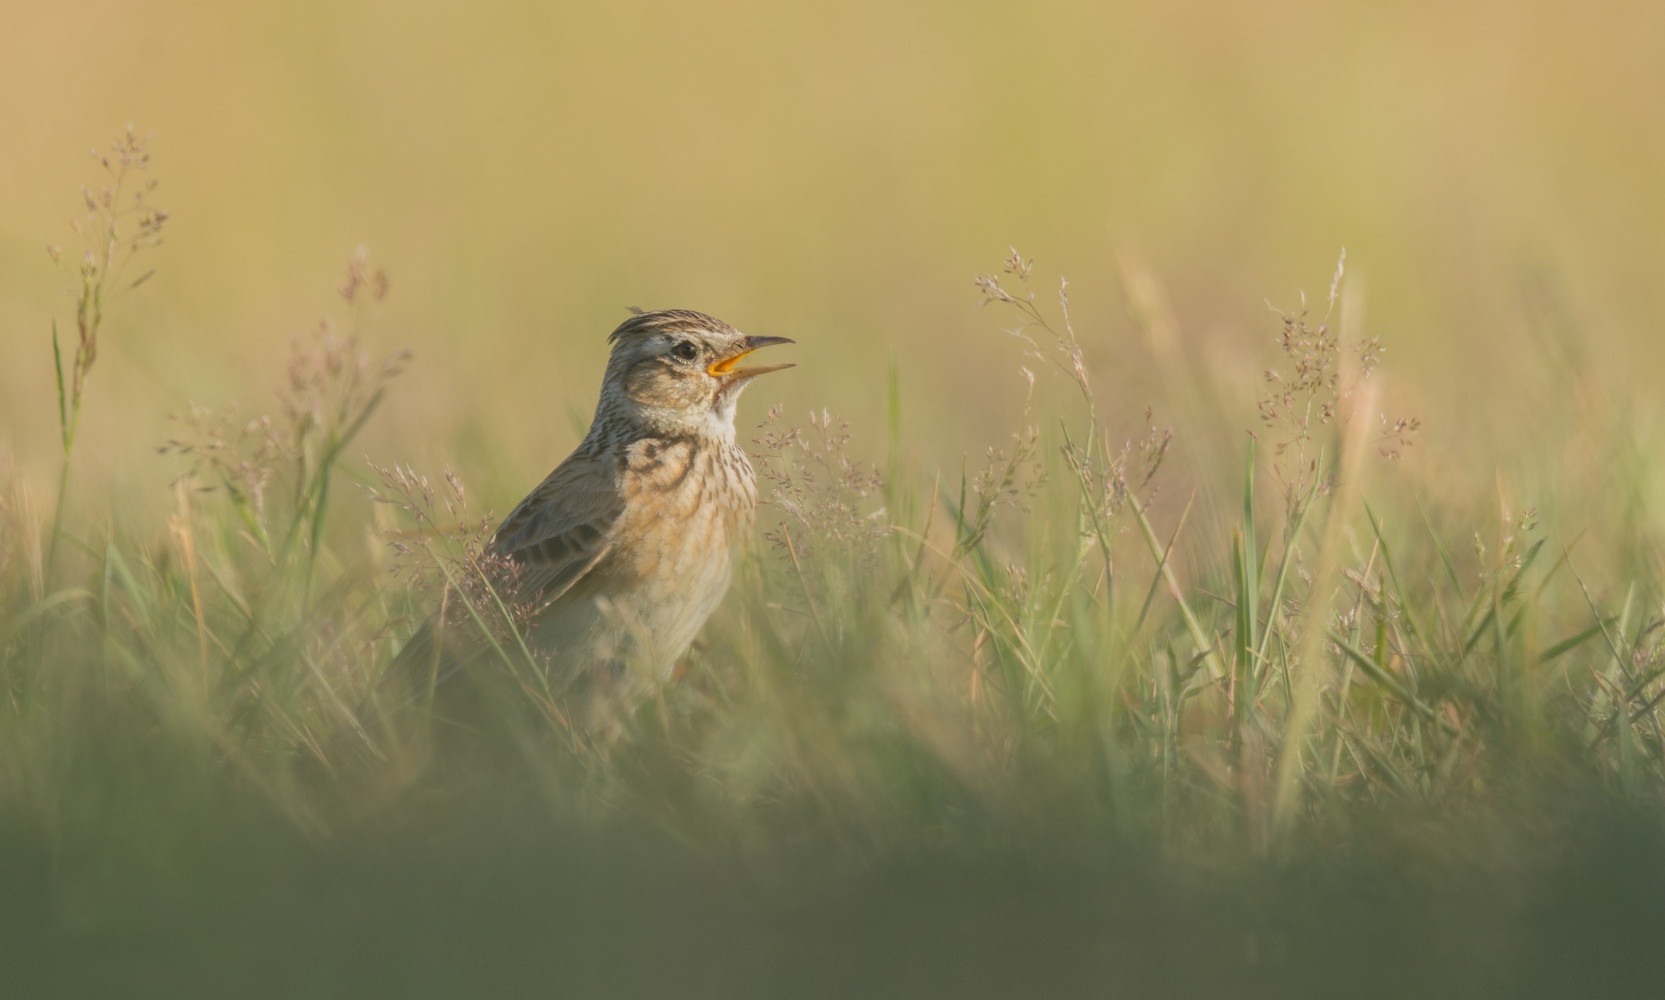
[392,309,792,713]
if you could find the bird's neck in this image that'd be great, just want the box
[586,397,738,451]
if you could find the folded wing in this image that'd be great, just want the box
[488,449,625,608]
[383,449,623,701]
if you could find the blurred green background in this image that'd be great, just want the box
[3,0,1663,531]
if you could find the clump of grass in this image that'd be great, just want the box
[5,246,408,830]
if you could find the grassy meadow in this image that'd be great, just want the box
[5,2,1665,996]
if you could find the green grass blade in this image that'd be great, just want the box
[1417,496,1466,600]
[52,319,69,450]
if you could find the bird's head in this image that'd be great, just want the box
[596,309,794,440]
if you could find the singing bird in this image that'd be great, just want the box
[392,309,792,712]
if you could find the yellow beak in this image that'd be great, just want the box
[707,335,795,380]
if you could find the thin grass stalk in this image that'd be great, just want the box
[1130,494,1223,680]
[1272,380,1378,838]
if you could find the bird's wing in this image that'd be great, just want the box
[487,448,625,608]
[378,448,623,713]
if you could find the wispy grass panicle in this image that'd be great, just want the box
[1258,250,1421,518]
[754,405,891,565]
[976,247,1090,401]
[162,250,408,569]
[363,459,540,664]
[43,126,169,583]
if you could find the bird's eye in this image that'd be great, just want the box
[670,340,699,362]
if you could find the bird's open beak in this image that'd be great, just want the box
[708,335,795,380]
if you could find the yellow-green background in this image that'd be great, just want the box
[3,0,1662,527]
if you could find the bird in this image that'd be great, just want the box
[387,309,793,727]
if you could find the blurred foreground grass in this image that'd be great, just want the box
[4,131,1665,997]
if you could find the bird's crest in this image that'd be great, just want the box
[608,309,737,344]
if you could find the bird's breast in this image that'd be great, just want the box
[612,435,755,584]
[557,435,755,673]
